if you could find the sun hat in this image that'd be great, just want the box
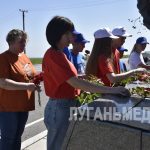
[112,26,132,37]
[94,27,119,39]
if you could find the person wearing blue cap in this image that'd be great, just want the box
[118,46,128,72]
[63,30,80,61]
[64,33,90,74]
[129,37,150,70]
[118,47,128,58]
[71,33,90,74]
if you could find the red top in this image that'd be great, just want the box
[42,48,80,99]
[97,55,114,86]
[112,48,120,74]
[97,49,120,86]
[0,50,36,111]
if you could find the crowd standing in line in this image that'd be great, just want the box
[42,16,130,150]
[0,16,149,150]
[0,29,41,150]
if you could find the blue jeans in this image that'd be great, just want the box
[44,98,77,150]
[0,112,28,150]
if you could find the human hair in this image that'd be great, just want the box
[6,29,27,45]
[131,44,137,53]
[128,42,143,64]
[46,16,74,49]
[85,37,112,76]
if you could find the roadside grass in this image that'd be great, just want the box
[30,58,42,64]
[30,55,129,64]
[123,55,129,58]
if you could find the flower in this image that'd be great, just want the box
[33,72,43,85]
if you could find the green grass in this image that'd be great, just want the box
[30,55,129,64]
[123,55,129,58]
[30,58,43,64]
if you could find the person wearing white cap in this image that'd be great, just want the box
[86,27,146,86]
[112,26,132,37]
[128,37,150,70]
[111,26,132,73]
[112,26,132,47]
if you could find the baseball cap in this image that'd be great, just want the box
[136,37,149,44]
[112,27,132,37]
[94,27,119,39]
[118,46,128,52]
[72,30,80,35]
[75,33,90,43]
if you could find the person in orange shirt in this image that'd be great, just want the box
[86,28,146,86]
[0,29,41,150]
[42,16,130,150]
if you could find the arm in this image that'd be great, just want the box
[67,76,130,96]
[0,78,36,91]
[106,68,147,83]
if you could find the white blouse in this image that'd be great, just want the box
[129,51,146,69]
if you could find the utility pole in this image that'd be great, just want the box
[19,9,28,53]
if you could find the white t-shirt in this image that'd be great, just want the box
[129,51,146,69]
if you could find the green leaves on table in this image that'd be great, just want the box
[76,75,103,105]
[130,87,150,98]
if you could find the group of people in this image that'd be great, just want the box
[0,15,149,150]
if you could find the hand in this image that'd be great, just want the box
[113,86,131,97]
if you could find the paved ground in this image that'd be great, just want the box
[21,83,48,149]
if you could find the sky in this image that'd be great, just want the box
[0,0,150,58]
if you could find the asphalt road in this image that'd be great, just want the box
[22,83,48,142]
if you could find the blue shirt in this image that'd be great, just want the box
[71,52,85,74]
[63,47,72,62]
[119,60,127,72]
[63,48,85,74]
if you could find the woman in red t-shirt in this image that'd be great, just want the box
[86,28,146,86]
[0,29,41,150]
[42,16,131,150]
